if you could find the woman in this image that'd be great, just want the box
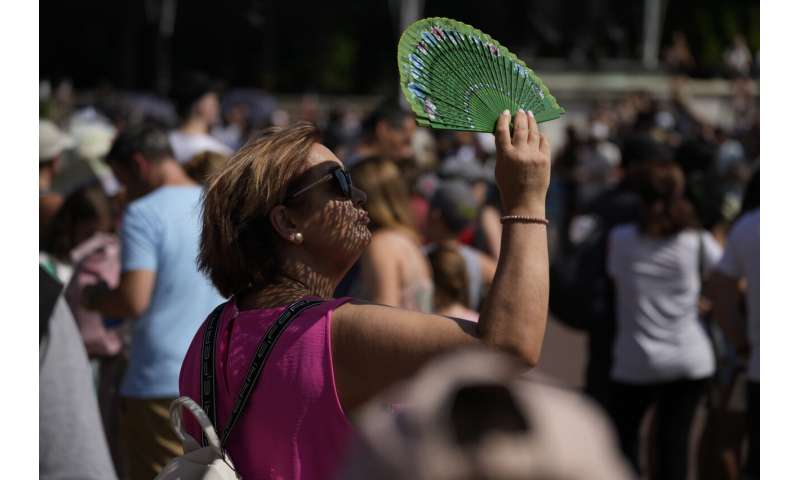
[428,243,480,322]
[41,184,123,357]
[349,156,433,311]
[606,160,722,480]
[179,109,551,480]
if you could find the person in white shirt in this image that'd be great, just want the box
[709,207,759,478]
[606,160,721,480]
[168,72,232,164]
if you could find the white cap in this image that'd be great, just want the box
[40,119,76,162]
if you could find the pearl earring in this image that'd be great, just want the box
[290,232,304,244]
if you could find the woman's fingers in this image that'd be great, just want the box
[539,133,550,158]
[495,110,512,151]
[512,109,528,147]
[527,110,540,147]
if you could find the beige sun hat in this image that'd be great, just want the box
[339,348,634,480]
[40,119,76,162]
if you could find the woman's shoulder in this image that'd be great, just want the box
[369,229,419,253]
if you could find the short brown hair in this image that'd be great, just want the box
[198,122,319,297]
[106,123,173,167]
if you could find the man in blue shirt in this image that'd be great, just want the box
[84,124,224,480]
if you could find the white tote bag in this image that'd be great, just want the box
[154,396,240,480]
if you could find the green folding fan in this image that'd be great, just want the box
[398,17,565,132]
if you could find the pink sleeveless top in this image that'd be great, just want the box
[178,297,354,480]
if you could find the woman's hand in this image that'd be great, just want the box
[494,109,551,216]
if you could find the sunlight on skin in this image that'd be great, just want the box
[239,143,372,310]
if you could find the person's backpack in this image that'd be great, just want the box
[156,299,323,480]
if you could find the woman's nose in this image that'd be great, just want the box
[351,186,367,207]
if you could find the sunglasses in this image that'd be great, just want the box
[286,167,353,201]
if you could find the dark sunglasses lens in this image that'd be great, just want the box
[335,170,352,199]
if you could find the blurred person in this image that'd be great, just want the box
[714,133,752,227]
[427,244,479,322]
[574,116,622,207]
[339,348,634,480]
[425,180,496,310]
[412,125,438,172]
[40,267,118,480]
[550,136,669,409]
[439,151,495,207]
[607,160,722,479]
[739,169,759,217]
[82,124,224,480]
[437,144,496,249]
[46,109,121,198]
[69,115,122,196]
[299,93,323,125]
[168,72,232,163]
[322,107,351,159]
[216,88,279,148]
[551,124,583,256]
[39,119,76,238]
[179,110,552,479]
[348,100,416,167]
[40,185,128,471]
[708,177,759,479]
[212,101,250,150]
[350,156,433,311]
[663,31,696,75]
[474,184,503,260]
[183,150,230,186]
[725,34,753,78]
[41,184,122,357]
[731,78,760,138]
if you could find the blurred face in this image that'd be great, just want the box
[109,161,139,199]
[194,92,221,125]
[108,156,153,201]
[377,116,416,161]
[284,143,372,273]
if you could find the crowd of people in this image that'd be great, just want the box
[39,70,759,480]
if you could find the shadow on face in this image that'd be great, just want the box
[283,145,372,273]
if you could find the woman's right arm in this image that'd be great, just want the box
[333,110,551,411]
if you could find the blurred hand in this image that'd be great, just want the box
[494,109,551,216]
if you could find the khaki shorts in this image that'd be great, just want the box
[120,397,182,480]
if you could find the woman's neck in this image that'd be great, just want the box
[238,260,339,310]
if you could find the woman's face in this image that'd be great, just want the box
[287,143,372,272]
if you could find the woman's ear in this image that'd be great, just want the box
[269,205,300,242]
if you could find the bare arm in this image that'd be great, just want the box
[83,269,156,318]
[707,270,749,355]
[477,249,498,286]
[359,234,402,307]
[334,110,551,411]
[480,206,502,260]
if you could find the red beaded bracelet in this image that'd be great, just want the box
[500,215,549,225]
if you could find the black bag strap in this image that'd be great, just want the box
[200,298,323,447]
